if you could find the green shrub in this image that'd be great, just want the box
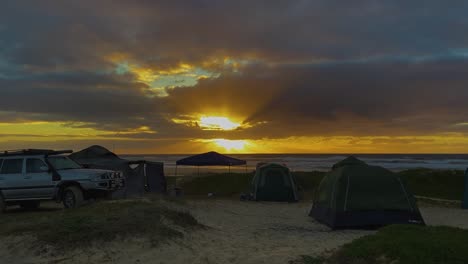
[302,225,468,264]
[399,169,464,200]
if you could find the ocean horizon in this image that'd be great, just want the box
[121,153,468,176]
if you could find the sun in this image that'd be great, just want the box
[213,139,246,151]
[199,116,241,131]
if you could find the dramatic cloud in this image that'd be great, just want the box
[0,1,468,153]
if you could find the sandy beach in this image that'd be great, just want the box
[1,199,468,264]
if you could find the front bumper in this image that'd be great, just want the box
[95,178,125,190]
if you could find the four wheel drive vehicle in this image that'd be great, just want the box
[0,149,124,213]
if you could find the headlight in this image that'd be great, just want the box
[112,171,123,179]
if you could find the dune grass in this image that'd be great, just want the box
[178,172,253,196]
[300,225,468,264]
[175,171,326,198]
[398,169,465,201]
[174,169,464,201]
[0,199,201,249]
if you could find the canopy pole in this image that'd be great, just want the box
[229,164,231,174]
[197,166,200,177]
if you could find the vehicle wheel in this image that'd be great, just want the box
[0,194,5,214]
[20,201,41,210]
[62,186,84,209]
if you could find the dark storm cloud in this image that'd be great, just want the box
[0,72,162,130]
[0,1,468,141]
[2,0,468,72]
[167,59,468,138]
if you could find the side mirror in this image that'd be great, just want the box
[39,166,49,172]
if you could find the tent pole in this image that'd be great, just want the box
[197,166,200,177]
[229,165,231,174]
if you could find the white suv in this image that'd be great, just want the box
[0,149,124,213]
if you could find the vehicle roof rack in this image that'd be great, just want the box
[0,149,73,157]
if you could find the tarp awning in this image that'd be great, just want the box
[69,145,166,196]
[176,151,246,166]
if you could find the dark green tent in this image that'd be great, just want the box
[309,157,424,229]
[251,163,299,202]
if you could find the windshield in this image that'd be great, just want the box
[48,156,82,170]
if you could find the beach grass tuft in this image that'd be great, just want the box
[0,199,201,249]
[301,225,468,264]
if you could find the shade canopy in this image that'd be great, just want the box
[176,151,246,166]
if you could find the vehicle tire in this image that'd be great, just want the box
[19,201,41,210]
[62,186,84,209]
[0,194,5,214]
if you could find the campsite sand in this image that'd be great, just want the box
[1,200,468,264]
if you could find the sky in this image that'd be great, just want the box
[1,1,468,154]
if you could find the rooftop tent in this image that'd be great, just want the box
[176,151,246,166]
[309,156,425,229]
[69,145,166,198]
[251,163,299,202]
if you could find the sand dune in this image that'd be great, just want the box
[1,200,468,264]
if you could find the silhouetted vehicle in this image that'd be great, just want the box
[0,149,124,213]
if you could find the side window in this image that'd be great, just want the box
[26,159,47,173]
[0,159,24,174]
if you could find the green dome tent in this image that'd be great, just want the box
[309,157,424,229]
[251,163,299,202]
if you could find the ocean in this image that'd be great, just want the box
[121,154,468,176]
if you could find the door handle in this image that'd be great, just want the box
[0,177,4,180]
[24,176,32,179]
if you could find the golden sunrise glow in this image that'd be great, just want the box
[193,138,248,152]
[0,122,155,142]
[199,116,241,131]
[213,139,247,151]
[183,134,468,154]
[2,121,468,153]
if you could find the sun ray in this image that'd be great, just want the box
[199,116,241,131]
[212,139,246,151]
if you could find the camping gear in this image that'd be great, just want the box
[463,168,468,209]
[69,145,166,198]
[175,151,247,175]
[309,156,425,229]
[250,163,299,202]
